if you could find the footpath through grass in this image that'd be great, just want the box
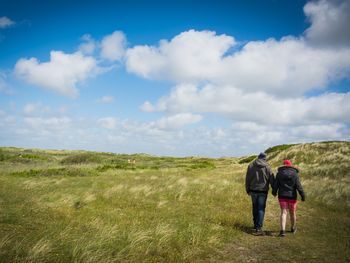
[215,198,350,262]
[0,143,349,262]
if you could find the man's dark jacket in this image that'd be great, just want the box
[245,158,274,194]
[272,166,305,200]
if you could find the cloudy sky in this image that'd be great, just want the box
[0,0,349,157]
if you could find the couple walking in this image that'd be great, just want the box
[245,152,305,237]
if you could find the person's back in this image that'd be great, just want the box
[246,158,274,193]
[274,165,305,200]
[245,152,274,234]
[273,160,305,237]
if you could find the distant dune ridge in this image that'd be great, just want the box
[0,141,349,262]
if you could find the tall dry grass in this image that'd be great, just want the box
[0,142,349,262]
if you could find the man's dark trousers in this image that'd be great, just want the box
[250,192,267,229]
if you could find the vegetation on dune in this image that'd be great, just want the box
[0,148,52,163]
[265,143,297,154]
[0,141,349,262]
[96,158,216,172]
[264,143,297,161]
[238,155,256,164]
[60,153,104,165]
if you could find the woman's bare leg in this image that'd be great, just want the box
[280,208,288,231]
[290,209,296,230]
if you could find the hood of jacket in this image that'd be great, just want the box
[278,165,299,174]
[253,158,269,168]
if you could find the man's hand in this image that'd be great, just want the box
[301,196,305,202]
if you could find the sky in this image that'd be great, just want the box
[0,0,349,157]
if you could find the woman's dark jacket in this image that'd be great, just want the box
[273,166,305,200]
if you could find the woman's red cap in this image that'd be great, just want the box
[283,160,292,166]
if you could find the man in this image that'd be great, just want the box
[245,152,275,234]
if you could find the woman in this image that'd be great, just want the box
[273,160,305,237]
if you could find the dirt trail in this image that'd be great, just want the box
[211,200,349,262]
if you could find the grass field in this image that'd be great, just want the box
[0,141,349,262]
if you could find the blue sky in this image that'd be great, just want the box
[0,0,349,157]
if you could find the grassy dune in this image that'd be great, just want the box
[0,142,349,262]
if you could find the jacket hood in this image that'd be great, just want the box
[253,158,269,167]
[278,165,299,173]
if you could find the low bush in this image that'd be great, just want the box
[60,153,102,165]
[189,160,216,169]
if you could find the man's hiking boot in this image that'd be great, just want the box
[291,226,297,234]
[278,230,286,237]
[255,228,264,236]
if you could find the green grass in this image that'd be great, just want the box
[0,142,349,262]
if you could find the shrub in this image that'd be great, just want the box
[60,153,102,165]
[0,152,6,161]
[189,160,216,169]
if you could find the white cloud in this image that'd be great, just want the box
[153,113,202,130]
[0,17,15,28]
[230,122,284,146]
[126,30,235,81]
[24,117,72,131]
[219,37,350,95]
[97,113,201,132]
[140,101,155,112]
[23,102,51,116]
[15,51,100,98]
[98,95,114,104]
[229,121,348,151]
[79,34,96,54]
[118,120,348,156]
[304,0,350,46]
[97,117,118,129]
[144,83,350,125]
[23,103,38,115]
[100,31,127,62]
[290,123,346,140]
[1,109,349,156]
[126,30,350,96]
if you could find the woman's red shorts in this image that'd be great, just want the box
[278,198,298,211]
